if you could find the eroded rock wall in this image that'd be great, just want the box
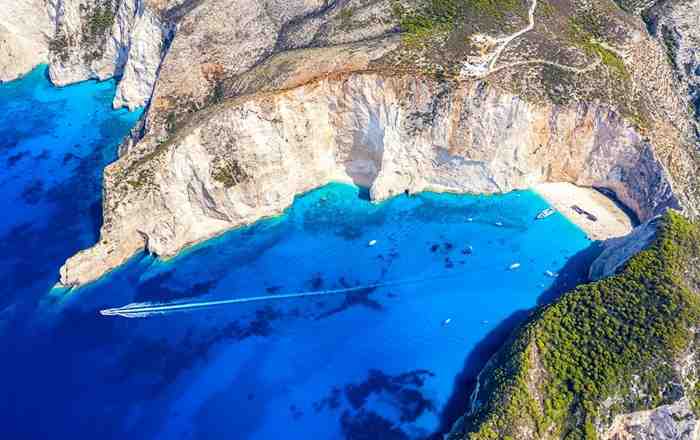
[59,73,681,287]
[646,0,700,132]
[46,0,175,109]
[603,398,700,440]
[0,0,53,82]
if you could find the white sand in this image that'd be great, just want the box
[533,182,633,241]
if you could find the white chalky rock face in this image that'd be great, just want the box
[0,0,52,82]
[46,0,173,110]
[603,398,700,440]
[648,0,700,124]
[111,4,170,110]
[58,73,681,288]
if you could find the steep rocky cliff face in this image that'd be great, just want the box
[46,0,176,109]
[53,0,700,288]
[645,0,700,133]
[0,0,52,82]
[0,0,177,108]
[59,71,686,287]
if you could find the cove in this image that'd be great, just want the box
[1,67,594,439]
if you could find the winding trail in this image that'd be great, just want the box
[461,0,602,78]
[487,0,539,71]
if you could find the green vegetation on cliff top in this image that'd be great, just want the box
[393,0,524,46]
[463,211,700,439]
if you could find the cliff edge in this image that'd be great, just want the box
[44,0,700,287]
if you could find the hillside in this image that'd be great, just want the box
[455,211,700,439]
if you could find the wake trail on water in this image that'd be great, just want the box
[100,274,464,318]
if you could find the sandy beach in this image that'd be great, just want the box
[533,182,634,241]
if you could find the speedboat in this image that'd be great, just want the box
[509,262,521,270]
[442,318,452,326]
[535,208,555,220]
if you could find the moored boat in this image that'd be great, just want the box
[535,207,556,220]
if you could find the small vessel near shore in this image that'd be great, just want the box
[509,262,521,270]
[535,208,556,220]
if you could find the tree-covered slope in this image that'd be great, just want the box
[455,211,700,439]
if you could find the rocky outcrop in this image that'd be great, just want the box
[59,71,683,287]
[3,0,399,109]
[589,216,663,280]
[603,398,700,440]
[600,322,700,440]
[47,0,175,110]
[646,0,700,132]
[0,0,52,82]
[142,0,397,140]
[1,0,175,108]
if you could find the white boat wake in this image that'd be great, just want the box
[99,274,461,318]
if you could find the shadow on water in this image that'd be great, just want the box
[429,241,603,439]
[428,309,531,439]
[536,241,604,306]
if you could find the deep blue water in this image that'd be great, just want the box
[1,67,594,439]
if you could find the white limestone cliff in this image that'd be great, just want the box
[603,398,700,440]
[46,0,173,109]
[0,0,52,82]
[58,72,682,287]
[647,0,700,131]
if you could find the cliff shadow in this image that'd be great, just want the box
[428,242,603,439]
[536,241,604,306]
[427,308,531,439]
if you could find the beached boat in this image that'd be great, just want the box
[535,208,556,220]
[571,205,598,222]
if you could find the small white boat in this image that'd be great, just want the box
[535,208,556,220]
[544,270,558,278]
[467,217,473,222]
[442,318,452,326]
[495,221,503,227]
[509,262,521,270]
[368,239,377,247]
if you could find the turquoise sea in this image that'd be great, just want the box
[0,67,595,439]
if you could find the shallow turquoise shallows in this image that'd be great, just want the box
[0,67,594,439]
